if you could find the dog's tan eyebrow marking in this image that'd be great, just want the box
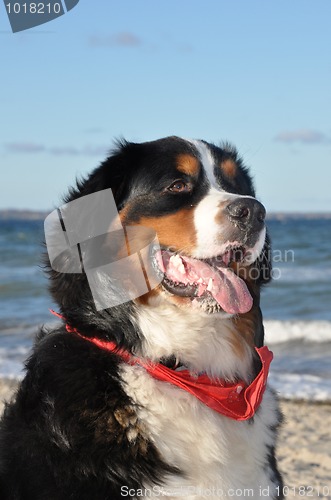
[220,158,237,178]
[176,154,199,176]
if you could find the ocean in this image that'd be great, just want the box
[0,217,331,401]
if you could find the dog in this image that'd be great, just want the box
[0,136,283,499]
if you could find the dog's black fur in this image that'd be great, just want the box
[0,137,282,500]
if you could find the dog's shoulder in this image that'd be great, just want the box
[0,326,176,500]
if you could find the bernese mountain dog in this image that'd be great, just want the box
[0,136,283,499]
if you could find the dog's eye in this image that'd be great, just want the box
[167,180,191,193]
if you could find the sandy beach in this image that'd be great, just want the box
[0,379,330,499]
[278,400,331,499]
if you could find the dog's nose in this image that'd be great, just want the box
[226,198,266,230]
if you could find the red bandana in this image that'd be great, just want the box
[50,310,273,421]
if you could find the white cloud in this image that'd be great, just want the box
[88,32,142,48]
[4,142,45,153]
[4,143,109,157]
[274,129,329,144]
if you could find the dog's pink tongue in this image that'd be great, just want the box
[158,252,253,314]
[211,265,253,314]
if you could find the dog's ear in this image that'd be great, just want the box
[45,140,143,343]
[65,139,141,208]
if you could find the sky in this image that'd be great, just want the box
[1,0,330,213]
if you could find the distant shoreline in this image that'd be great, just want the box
[267,212,331,220]
[1,209,331,221]
[0,209,50,221]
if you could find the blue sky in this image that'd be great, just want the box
[1,0,330,212]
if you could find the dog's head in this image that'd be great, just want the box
[47,136,271,347]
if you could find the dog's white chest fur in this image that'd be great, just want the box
[118,305,281,499]
[120,364,280,499]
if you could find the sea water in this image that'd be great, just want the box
[0,217,330,401]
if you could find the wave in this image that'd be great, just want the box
[264,320,331,344]
[269,372,331,402]
[0,345,29,381]
[272,266,331,283]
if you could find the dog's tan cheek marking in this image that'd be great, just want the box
[134,208,197,253]
[164,293,193,309]
[135,287,160,305]
[229,261,261,348]
[220,158,238,178]
[101,204,157,296]
[120,206,197,303]
[132,209,198,303]
[231,308,258,349]
[131,208,198,304]
[176,154,199,176]
[120,203,197,252]
[137,285,196,308]
[96,203,136,262]
[225,324,252,359]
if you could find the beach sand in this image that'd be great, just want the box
[277,400,331,499]
[0,379,330,499]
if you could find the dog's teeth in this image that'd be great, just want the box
[169,254,186,274]
[197,277,204,284]
[207,278,213,291]
[169,255,177,265]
